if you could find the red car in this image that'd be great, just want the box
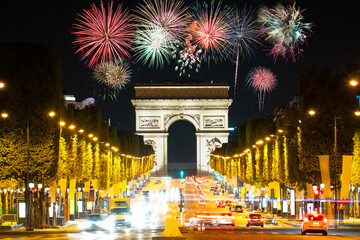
[216,200,226,208]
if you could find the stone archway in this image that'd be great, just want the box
[131,81,232,175]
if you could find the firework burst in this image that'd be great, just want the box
[134,0,188,69]
[133,26,172,68]
[246,67,277,111]
[72,1,134,68]
[134,0,189,44]
[173,40,202,77]
[228,6,261,96]
[258,3,313,62]
[92,61,131,101]
[189,0,232,63]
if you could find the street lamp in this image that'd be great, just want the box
[350,79,358,87]
[1,112,8,118]
[0,82,4,88]
[309,109,339,228]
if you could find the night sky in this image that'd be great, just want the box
[1,1,359,165]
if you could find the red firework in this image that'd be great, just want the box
[246,67,277,111]
[72,1,134,68]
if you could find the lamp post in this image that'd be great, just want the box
[334,115,339,229]
[308,110,339,228]
[26,116,34,230]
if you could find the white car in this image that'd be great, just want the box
[301,213,328,235]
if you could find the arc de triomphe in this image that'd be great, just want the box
[131,81,232,175]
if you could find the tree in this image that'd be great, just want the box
[299,65,357,184]
[0,43,63,182]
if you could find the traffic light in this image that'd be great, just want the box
[33,188,39,198]
[180,170,184,178]
[313,189,320,197]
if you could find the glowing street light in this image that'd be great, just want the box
[48,111,55,117]
[88,134,94,138]
[78,129,84,133]
[1,112,8,118]
[308,110,316,116]
[350,79,358,87]
[355,111,360,116]
[0,82,4,88]
[68,124,76,130]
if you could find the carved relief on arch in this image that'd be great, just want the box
[144,139,157,162]
[206,138,222,158]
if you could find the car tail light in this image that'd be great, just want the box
[304,217,309,223]
[260,218,264,222]
[323,218,328,223]
[247,218,251,222]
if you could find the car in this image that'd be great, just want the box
[189,213,235,226]
[213,191,220,195]
[246,213,264,227]
[155,180,161,184]
[80,214,110,231]
[225,200,232,207]
[210,187,217,191]
[301,213,328,235]
[230,205,243,213]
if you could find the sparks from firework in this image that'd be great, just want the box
[92,61,131,101]
[189,0,232,63]
[173,39,202,77]
[133,0,188,69]
[72,1,134,68]
[173,21,202,77]
[228,6,261,96]
[258,3,313,62]
[134,0,189,45]
[246,67,277,111]
[133,26,172,69]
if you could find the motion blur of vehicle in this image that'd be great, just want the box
[216,200,226,208]
[246,213,264,227]
[79,214,113,231]
[301,212,328,235]
[265,215,277,225]
[189,213,235,227]
[110,198,132,228]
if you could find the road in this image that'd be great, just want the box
[1,176,360,239]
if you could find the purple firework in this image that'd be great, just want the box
[246,67,277,111]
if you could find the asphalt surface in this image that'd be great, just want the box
[1,177,360,239]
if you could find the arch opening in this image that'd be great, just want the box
[167,120,196,178]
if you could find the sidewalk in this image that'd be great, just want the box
[0,219,83,234]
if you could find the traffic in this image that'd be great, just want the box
[71,175,332,237]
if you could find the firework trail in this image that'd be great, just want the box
[189,0,232,64]
[228,6,261,97]
[246,67,277,111]
[258,3,313,62]
[134,0,188,68]
[92,61,131,101]
[72,1,134,68]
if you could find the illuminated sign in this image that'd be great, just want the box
[64,96,76,101]
[19,202,26,218]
